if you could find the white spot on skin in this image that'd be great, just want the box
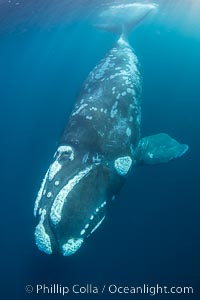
[114,156,133,176]
[55,181,60,186]
[127,88,134,94]
[47,192,52,198]
[92,153,102,163]
[122,91,126,96]
[98,130,104,137]
[90,215,94,220]
[110,101,118,118]
[129,116,133,122]
[50,166,93,225]
[80,229,85,236]
[34,170,49,217]
[34,209,52,254]
[90,107,97,111]
[93,56,115,80]
[62,238,83,256]
[148,152,154,158]
[72,103,88,116]
[137,114,141,124]
[112,86,116,94]
[126,128,132,137]
[86,116,93,120]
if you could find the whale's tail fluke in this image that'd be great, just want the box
[93,2,158,36]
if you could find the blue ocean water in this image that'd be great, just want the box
[0,1,200,299]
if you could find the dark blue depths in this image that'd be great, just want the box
[0,3,200,300]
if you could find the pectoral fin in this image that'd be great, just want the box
[136,133,189,165]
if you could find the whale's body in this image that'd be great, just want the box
[33,3,188,256]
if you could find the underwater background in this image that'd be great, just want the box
[0,0,199,299]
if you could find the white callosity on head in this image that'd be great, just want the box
[34,209,52,254]
[57,145,74,161]
[114,156,132,176]
[50,166,93,225]
[34,170,49,217]
[48,160,62,181]
[62,238,83,256]
[49,146,74,181]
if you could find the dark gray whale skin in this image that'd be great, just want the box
[33,37,188,256]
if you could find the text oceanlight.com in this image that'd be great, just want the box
[25,283,194,296]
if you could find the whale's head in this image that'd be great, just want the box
[34,144,120,256]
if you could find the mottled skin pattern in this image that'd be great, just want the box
[61,38,141,157]
[34,37,142,255]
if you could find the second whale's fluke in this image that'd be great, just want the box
[93,2,158,35]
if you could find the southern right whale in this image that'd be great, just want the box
[33,3,189,256]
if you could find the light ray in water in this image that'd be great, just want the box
[155,0,200,37]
